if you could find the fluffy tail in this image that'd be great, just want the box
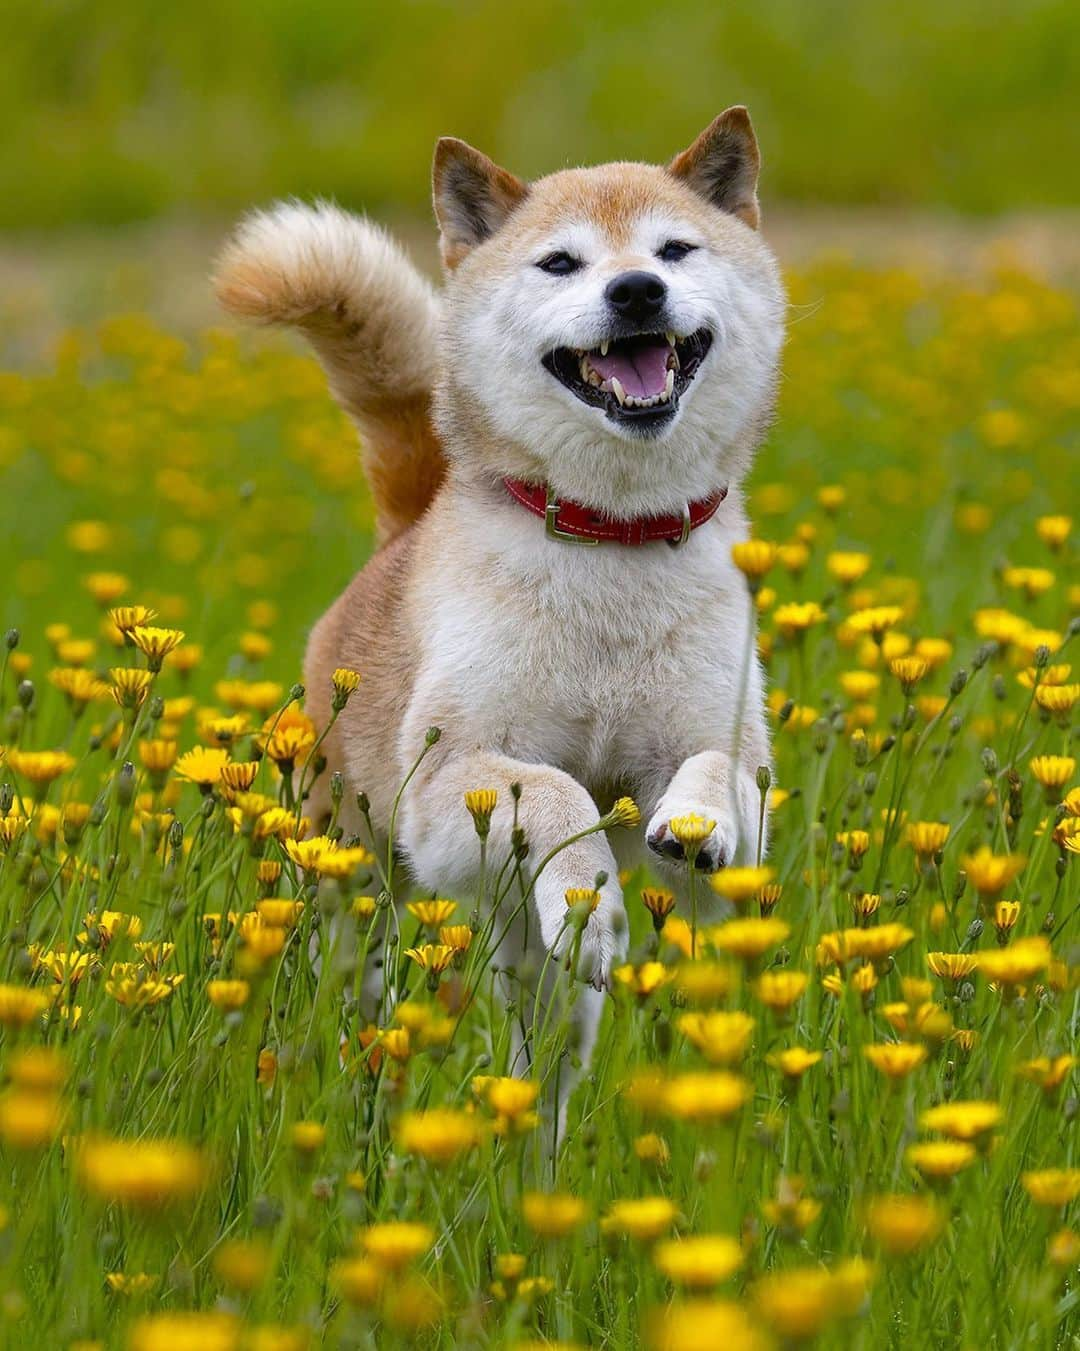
[213,201,445,542]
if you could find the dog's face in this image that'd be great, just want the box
[432,109,786,516]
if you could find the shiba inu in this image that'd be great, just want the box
[215,107,785,1091]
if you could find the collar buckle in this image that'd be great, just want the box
[545,485,601,547]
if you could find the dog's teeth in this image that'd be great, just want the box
[668,348,680,372]
[666,331,676,347]
[665,367,675,398]
[579,355,591,382]
[600,338,609,357]
[611,376,626,406]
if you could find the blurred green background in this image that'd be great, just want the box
[3,0,1079,231]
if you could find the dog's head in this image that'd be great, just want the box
[431,109,785,517]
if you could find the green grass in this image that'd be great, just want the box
[2,0,1079,229]
[0,257,1077,1349]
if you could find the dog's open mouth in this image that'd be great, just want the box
[542,328,713,428]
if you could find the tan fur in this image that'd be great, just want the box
[220,110,785,1031]
[213,202,445,541]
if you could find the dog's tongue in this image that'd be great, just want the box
[590,339,670,398]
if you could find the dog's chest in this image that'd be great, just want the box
[418,517,749,777]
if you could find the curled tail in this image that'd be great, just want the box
[214,201,445,542]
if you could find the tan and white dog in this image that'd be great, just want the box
[215,107,784,1064]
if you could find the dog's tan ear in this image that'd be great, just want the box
[433,138,529,268]
[669,107,761,229]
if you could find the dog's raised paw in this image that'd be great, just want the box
[645,807,736,874]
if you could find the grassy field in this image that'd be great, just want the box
[0,252,1077,1349]
[2,0,1079,229]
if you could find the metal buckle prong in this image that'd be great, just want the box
[545,485,602,546]
[667,503,692,548]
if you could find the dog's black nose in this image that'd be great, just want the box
[604,270,667,323]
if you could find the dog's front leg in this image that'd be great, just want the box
[646,749,765,872]
[399,753,627,987]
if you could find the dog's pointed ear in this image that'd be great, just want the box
[669,107,761,229]
[433,137,529,268]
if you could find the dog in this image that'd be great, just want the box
[214,107,784,1090]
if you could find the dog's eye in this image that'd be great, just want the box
[657,240,697,263]
[536,252,582,276]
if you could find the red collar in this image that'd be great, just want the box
[502,478,727,547]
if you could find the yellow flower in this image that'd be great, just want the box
[360,1221,435,1269]
[1036,514,1072,551]
[907,821,950,860]
[836,828,870,859]
[606,795,642,828]
[761,1175,821,1235]
[754,969,809,1011]
[109,605,157,636]
[206,980,251,1011]
[774,601,827,637]
[889,655,929,693]
[846,605,905,640]
[5,748,76,784]
[866,1195,946,1256]
[395,1108,482,1164]
[1002,565,1055,600]
[752,1266,837,1340]
[920,1100,1001,1143]
[659,1072,752,1123]
[407,899,458,927]
[641,887,677,926]
[1030,755,1075,802]
[213,1238,271,1293]
[476,1076,539,1132]
[767,1047,822,1080]
[673,960,737,1003]
[522,1191,588,1238]
[105,1271,159,1295]
[839,669,881,702]
[712,917,790,962]
[404,943,456,975]
[961,845,1026,897]
[708,866,775,904]
[975,935,1051,985]
[105,974,183,1008]
[649,1299,770,1351]
[464,787,497,836]
[127,1312,239,1351]
[634,1132,670,1166]
[0,1089,65,1150]
[1036,683,1080,717]
[1016,1055,1076,1094]
[83,571,129,605]
[109,667,155,710]
[75,1137,209,1208]
[49,666,110,706]
[677,1011,755,1064]
[130,625,185,670]
[0,984,52,1028]
[439,923,473,953]
[927,951,978,982]
[333,1256,384,1307]
[827,550,871,586]
[174,746,230,789]
[614,961,672,999]
[652,1234,743,1288]
[219,761,260,793]
[1022,1170,1080,1208]
[906,1140,976,1179]
[1048,1229,1080,1268]
[667,813,716,848]
[257,708,317,767]
[602,1196,678,1241]
[864,1042,928,1078]
[731,539,778,582]
[564,886,602,913]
